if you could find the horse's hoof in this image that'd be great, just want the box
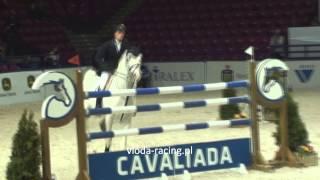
[99,121,106,131]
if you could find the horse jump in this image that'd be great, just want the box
[32,59,293,180]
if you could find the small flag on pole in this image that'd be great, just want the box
[245,46,254,56]
[68,54,80,66]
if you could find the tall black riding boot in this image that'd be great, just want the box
[96,97,102,108]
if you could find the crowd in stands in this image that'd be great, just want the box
[125,0,316,61]
[0,0,74,72]
[0,0,318,73]
[0,0,129,73]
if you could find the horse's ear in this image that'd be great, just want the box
[138,54,143,59]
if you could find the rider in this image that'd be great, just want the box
[93,24,131,107]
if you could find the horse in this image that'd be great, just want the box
[83,49,143,151]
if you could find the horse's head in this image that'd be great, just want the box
[114,48,143,88]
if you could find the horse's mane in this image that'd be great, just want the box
[127,46,141,56]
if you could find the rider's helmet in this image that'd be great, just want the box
[114,24,126,33]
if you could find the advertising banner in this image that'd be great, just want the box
[286,60,320,89]
[0,67,87,106]
[88,138,251,180]
[206,60,320,89]
[0,71,43,105]
[206,61,249,83]
[1,60,319,106]
[144,62,206,87]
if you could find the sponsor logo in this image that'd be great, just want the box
[117,146,232,176]
[25,75,41,95]
[294,65,315,83]
[88,138,251,180]
[27,75,36,88]
[221,65,234,82]
[2,78,11,91]
[151,66,194,81]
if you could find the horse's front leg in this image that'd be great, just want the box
[100,114,114,152]
[124,115,133,149]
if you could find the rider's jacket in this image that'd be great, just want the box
[93,39,130,75]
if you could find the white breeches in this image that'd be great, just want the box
[98,71,110,90]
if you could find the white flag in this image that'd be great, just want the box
[245,46,254,56]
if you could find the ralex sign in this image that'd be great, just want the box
[88,138,251,180]
[144,62,206,86]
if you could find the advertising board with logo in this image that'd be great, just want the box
[0,67,89,106]
[88,138,251,180]
[1,60,319,106]
[0,71,43,105]
[206,61,249,83]
[206,60,320,89]
[287,60,320,89]
[143,62,206,86]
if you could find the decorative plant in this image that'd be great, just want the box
[6,110,41,180]
[273,93,309,152]
[297,145,316,155]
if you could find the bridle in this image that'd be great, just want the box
[113,52,142,86]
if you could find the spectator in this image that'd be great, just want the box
[3,10,20,56]
[28,0,49,20]
[45,48,60,67]
[0,42,7,71]
[269,29,286,59]
[0,0,8,11]
[0,42,5,65]
[4,10,19,32]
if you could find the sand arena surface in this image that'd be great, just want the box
[0,89,319,180]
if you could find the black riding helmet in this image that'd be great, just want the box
[114,24,126,33]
